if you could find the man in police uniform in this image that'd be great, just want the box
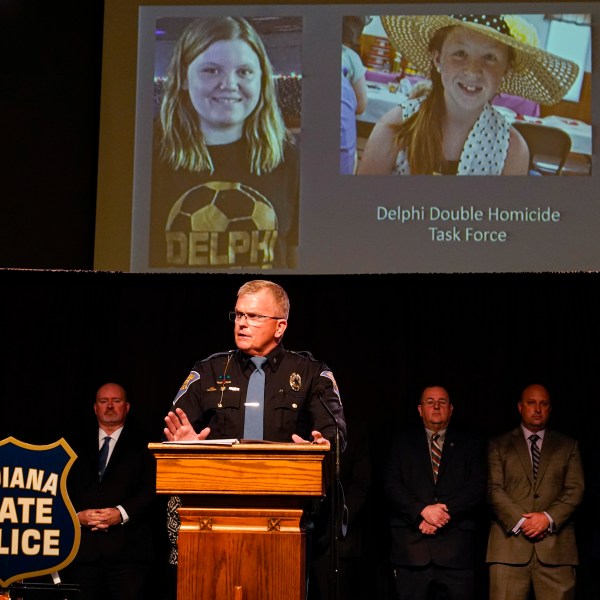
[163,279,346,447]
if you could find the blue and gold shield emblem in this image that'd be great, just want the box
[0,437,80,586]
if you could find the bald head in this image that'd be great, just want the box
[418,386,453,432]
[518,384,551,433]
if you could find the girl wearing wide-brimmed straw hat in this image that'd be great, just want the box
[357,14,579,175]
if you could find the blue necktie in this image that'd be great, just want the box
[243,356,267,440]
[98,436,111,480]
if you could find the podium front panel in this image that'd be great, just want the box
[148,443,328,600]
[178,507,305,600]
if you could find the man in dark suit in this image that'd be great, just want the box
[385,386,486,600]
[65,383,156,600]
[486,384,584,600]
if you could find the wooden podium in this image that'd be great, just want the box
[149,442,328,600]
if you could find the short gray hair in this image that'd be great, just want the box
[237,280,290,319]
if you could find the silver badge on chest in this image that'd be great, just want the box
[290,373,301,392]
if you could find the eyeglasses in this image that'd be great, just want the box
[228,311,284,325]
[421,399,450,408]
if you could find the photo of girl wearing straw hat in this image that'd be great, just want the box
[357,14,579,176]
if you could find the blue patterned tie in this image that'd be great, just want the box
[98,436,111,480]
[243,356,267,440]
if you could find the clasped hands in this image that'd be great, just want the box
[164,407,330,447]
[78,507,121,531]
[520,511,550,541]
[419,503,450,535]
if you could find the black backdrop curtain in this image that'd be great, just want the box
[2,269,597,443]
[1,268,598,599]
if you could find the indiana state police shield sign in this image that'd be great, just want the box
[0,437,80,587]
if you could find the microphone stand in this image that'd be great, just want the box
[319,396,342,600]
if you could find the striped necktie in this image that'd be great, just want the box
[431,434,442,482]
[529,433,541,480]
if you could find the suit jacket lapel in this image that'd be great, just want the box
[535,429,553,484]
[418,430,435,484]
[511,428,535,487]
[101,425,127,480]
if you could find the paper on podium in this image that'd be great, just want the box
[239,439,292,444]
[163,439,239,445]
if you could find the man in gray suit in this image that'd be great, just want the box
[487,384,584,600]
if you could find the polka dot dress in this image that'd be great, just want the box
[394,100,511,175]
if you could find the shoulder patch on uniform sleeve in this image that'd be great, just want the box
[320,370,341,403]
[173,371,200,405]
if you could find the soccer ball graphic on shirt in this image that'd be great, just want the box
[165,181,279,267]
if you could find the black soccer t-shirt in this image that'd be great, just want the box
[150,139,299,269]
